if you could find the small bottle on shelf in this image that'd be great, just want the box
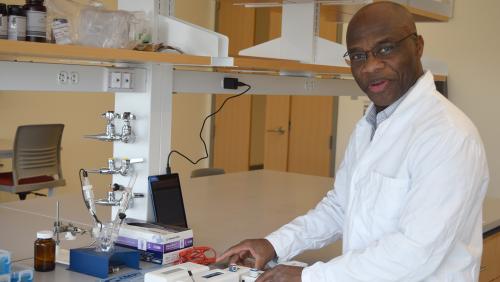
[0,3,7,39]
[7,5,26,41]
[24,0,46,42]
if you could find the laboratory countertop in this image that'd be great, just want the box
[1,169,499,281]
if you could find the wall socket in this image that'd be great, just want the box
[58,71,79,85]
[304,79,316,91]
[70,72,79,84]
[109,71,133,90]
[57,71,69,84]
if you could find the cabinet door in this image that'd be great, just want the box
[480,234,500,282]
[263,96,290,171]
[287,96,335,177]
[213,95,252,172]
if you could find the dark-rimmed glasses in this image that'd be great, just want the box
[343,33,418,66]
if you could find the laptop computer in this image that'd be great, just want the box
[147,173,188,229]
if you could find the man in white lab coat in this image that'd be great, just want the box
[218,2,489,281]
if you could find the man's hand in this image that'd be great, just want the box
[256,265,303,282]
[216,239,276,269]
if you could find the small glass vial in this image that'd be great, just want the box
[34,230,55,272]
[7,5,26,41]
[24,0,46,42]
[0,3,7,39]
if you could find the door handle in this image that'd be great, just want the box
[266,126,286,135]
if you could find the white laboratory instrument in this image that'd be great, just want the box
[144,262,209,282]
[192,269,239,282]
[144,262,263,282]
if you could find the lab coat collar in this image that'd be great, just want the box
[353,71,436,161]
[358,70,435,131]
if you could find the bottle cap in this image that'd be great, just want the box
[0,4,7,14]
[7,5,24,15]
[37,230,54,239]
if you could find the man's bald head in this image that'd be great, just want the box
[345,1,424,111]
[347,2,417,47]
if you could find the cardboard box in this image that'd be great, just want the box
[116,223,193,265]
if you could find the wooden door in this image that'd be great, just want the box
[287,96,335,176]
[263,96,290,171]
[212,1,256,172]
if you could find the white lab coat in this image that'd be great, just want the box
[266,71,489,282]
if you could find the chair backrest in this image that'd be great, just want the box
[191,168,225,178]
[12,124,64,182]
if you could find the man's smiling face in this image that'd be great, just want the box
[346,2,424,111]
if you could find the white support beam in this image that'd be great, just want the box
[112,64,174,221]
[114,0,174,222]
[173,70,365,97]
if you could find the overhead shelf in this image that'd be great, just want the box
[0,40,446,81]
[0,39,212,66]
[0,39,348,76]
[233,0,451,22]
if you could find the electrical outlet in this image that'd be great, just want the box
[110,72,122,88]
[122,73,132,89]
[70,72,79,84]
[57,71,69,84]
[304,79,316,91]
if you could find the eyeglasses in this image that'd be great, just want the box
[343,33,418,66]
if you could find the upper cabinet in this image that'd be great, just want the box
[232,0,453,22]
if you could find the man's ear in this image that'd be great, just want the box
[417,35,424,58]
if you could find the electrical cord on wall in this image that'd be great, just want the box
[166,78,251,174]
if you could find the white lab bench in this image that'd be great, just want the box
[1,170,498,281]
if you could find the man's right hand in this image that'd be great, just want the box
[216,239,277,270]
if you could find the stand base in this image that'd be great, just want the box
[69,246,140,279]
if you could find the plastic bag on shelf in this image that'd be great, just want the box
[46,0,150,49]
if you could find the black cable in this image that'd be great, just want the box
[166,83,251,174]
[79,169,90,210]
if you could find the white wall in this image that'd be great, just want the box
[336,0,500,197]
[417,0,500,197]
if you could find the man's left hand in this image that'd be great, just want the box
[256,265,303,282]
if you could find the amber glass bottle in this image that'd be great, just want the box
[34,230,55,272]
[24,0,46,42]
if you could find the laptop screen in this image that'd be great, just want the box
[148,173,188,228]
